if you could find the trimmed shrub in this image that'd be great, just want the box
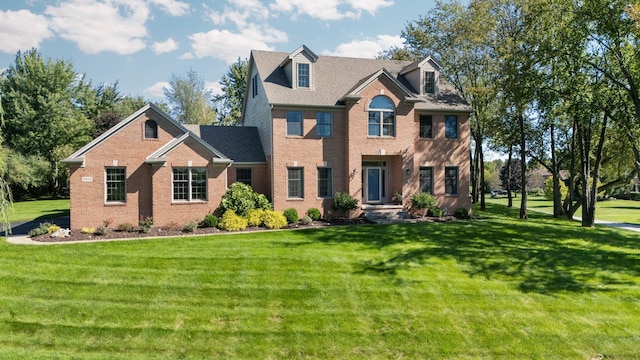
[307,207,321,221]
[283,208,299,223]
[262,210,287,229]
[218,210,248,231]
[81,227,96,234]
[427,206,444,218]
[94,226,108,235]
[139,216,154,233]
[454,207,470,219]
[411,192,437,210]
[117,222,134,232]
[332,192,359,217]
[246,209,265,227]
[300,215,312,225]
[219,182,272,217]
[202,214,218,228]
[28,222,52,237]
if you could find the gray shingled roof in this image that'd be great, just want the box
[188,125,266,163]
[251,49,472,112]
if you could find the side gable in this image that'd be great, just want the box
[145,132,232,166]
[62,103,189,166]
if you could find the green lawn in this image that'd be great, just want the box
[1,204,639,359]
[8,198,70,222]
[487,195,640,225]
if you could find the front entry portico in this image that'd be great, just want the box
[363,161,387,204]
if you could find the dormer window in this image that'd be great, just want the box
[297,63,310,88]
[425,71,436,94]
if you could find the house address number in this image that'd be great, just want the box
[82,176,93,182]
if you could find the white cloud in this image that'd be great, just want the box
[148,0,190,16]
[186,25,286,64]
[205,0,269,28]
[143,81,169,98]
[0,9,53,54]
[152,38,179,54]
[205,81,223,97]
[270,0,393,20]
[45,0,149,55]
[322,35,404,58]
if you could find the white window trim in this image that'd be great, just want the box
[172,167,208,203]
[105,167,126,204]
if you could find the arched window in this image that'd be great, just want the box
[368,96,395,137]
[144,120,158,139]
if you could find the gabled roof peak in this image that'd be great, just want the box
[279,45,318,67]
[400,56,442,75]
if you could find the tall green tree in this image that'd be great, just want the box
[0,49,93,195]
[164,68,217,124]
[213,58,248,126]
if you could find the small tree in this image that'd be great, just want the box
[219,182,272,217]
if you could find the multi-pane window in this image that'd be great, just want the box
[419,167,433,194]
[368,96,395,137]
[144,120,158,139]
[236,168,252,186]
[445,115,458,139]
[173,167,207,201]
[445,167,459,195]
[424,71,435,94]
[298,63,310,88]
[287,167,304,198]
[105,167,126,202]
[420,115,433,138]
[317,167,333,198]
[252,74,258,97]
[286,110,303,136]
[316,112,332,137]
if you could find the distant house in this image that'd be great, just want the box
[63,45,471,229]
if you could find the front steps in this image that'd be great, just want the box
[361,204,412,224]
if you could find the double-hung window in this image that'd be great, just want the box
[316,112,332,137]
[368,96,395,137]
[297,63,310,88]
[173,167,207,201]
[445,115,458,139]
[105,167,126,202]
[236,168,252,187]
[424,71,436,94]
[445,167,459,195]
[287,167,304,198]
[317,167,332,198]
[287,110,303,136]
[419,115,433,139]
[419,167,433,194]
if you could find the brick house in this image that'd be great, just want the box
[243,45,472,218]
[63,45,471,229]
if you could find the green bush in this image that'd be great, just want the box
[283,208,299,223]
[94,226,108,235]
[427,206,444,218]
[300,215,312,225]
[202,214,218,228]
[544,177,568,201]
[139,216,154,233]
[262,210,287,229]
[332,192,359,217]
[411,192,437,210]
[219,182,272,217]
[28,222,52,237]
[246,208,266,227]
[307,207,321,221]
[182,221,197,233]
[218,210,248,231]
[454,207,470,219]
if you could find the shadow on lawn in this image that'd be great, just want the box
[296,204,640,295]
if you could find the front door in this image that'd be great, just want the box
[365,167,383,203]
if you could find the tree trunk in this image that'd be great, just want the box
[549,122,565,217]
[479,148,486,210]
[506,146,513,208]
[518,112,527,220]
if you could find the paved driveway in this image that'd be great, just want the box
[7,216,70,236]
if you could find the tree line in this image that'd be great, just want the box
[379,0,640,227]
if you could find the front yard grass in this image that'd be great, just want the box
[1,204,639,358]
[7,198,70,222]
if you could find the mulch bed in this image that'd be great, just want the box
[30,215,456,243]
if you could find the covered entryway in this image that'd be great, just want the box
[363,161,387,204]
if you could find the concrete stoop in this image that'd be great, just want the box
[362,204,412,224]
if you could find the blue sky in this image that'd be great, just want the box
[0,0,436,101]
